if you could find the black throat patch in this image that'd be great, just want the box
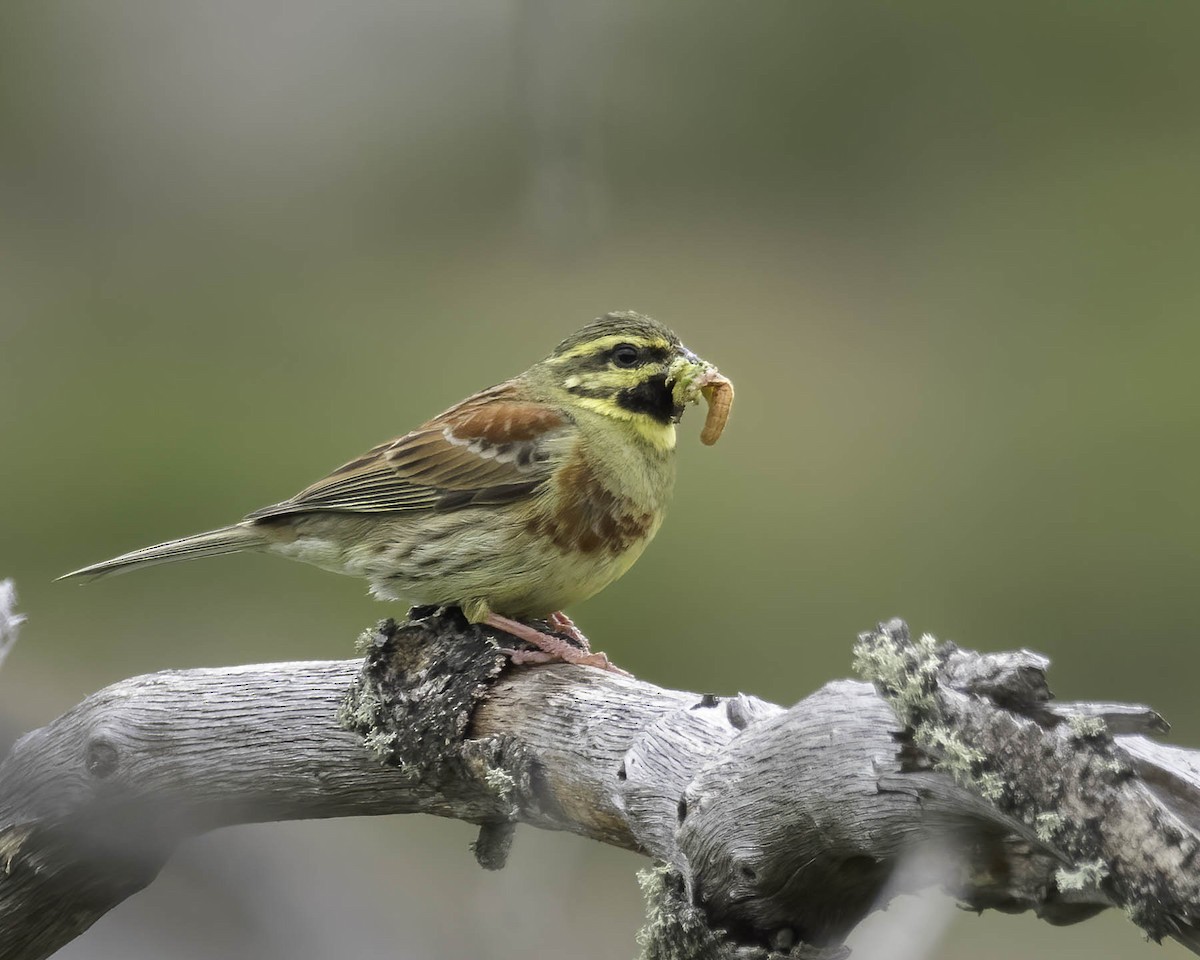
[616,374,681,425]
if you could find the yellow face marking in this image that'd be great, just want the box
[569,395,678,451]
[581,367,663,391]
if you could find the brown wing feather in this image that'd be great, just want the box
[245,384,572,520]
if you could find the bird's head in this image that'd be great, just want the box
[532,310,730,450]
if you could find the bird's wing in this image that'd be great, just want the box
[245,384,573,519]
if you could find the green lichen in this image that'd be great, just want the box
[915,723,1006,801]
[1056,859,1109,892]
[362,729,400,761]
[1035,812,1065,844]
[338,672,400,762]
[335,683,374,729]
[636,864,727,960]
[484,765,516,801]
[856,629,1006,799]
[916,724,981,776]
[336,676,391,759]
[1067,714,1107,739]
[353,624,381,655]
[1095,755,1129,778]
[852,630,941,724]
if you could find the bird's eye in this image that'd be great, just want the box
[612,343,640,368]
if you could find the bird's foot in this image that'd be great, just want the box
[546,610,591,652]
[484,612,630,676]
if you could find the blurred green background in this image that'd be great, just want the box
[3,1,1198,957]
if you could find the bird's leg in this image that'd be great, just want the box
[546,610,591,652]
[483,612,630,676]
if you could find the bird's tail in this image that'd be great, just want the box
[58,524,266,582]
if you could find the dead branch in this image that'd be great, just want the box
[1,610,1197,960]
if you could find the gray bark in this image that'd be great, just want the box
[1,609,1198,960]
[0,580,24,672]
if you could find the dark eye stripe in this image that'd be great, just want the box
[604,343,670,367]
[566,383,616,399]
[561,343,669,375]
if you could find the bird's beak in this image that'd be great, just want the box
[667,350,734,444]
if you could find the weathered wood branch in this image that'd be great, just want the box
[1,609,1198,960]
[0,580,24,672]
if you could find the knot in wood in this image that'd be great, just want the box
[85,737,119,779]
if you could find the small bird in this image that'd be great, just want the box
[61,311,733,672]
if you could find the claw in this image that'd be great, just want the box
[547,610,591,651]
[484,612,631,676]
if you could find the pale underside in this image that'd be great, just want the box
[265,502,663,620]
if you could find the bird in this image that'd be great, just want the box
[60,310,733,673]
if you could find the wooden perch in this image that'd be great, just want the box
[2,607,1199,960]
[0,580,24,672]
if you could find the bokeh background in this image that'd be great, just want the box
[3,2,1199,957]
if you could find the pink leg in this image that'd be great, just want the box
[484,612,630,676]
[547,610,591,652]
